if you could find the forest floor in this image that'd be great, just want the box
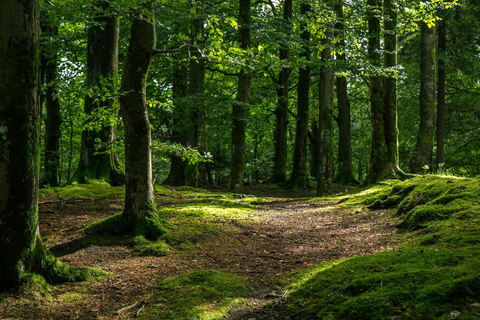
[0,184,400,319]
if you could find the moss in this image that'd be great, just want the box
[40,180,124,199]
[139,270,248,320]
[83,212,130,235]
[129,236,170,256]
[18,273,52,304]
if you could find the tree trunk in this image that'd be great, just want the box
[286,2,311,190]
[436,14,446,170]
[410,22,436,173]
[272,0,292,184]
[185,0,206,188]
[317,27,335,196]
[71,1,124,186]
[0,0,88,290]
[365,0,401,183]
[120,10,156,225]
[334,0,357,184]
[309,122,319,179]
[164,63,188,186]
[41,25,62,187]
[229,0,251,193]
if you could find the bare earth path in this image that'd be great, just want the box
[0,191,398,319]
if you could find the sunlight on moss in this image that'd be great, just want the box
[40,180,124,199]
[139,270,248,320]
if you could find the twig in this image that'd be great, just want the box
[270,290,288,314]
[135,303,145,317]
[116,301,138,314]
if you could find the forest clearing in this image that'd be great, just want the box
[1,176,479,319]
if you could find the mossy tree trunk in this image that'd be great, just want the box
[436,14,446,170]
[410,22,436,173]
[164,63,188,186]
[0,0,89,290]
[119,8,156,226]
[185,0,206,188]
[272,0,292,184]
[229,0,251,193]
[71,1,124,186]
[334,0,357,185]
[366,0,403,183]
[317,26,335,196]
[286,2,311,190]
[41,23,62,187]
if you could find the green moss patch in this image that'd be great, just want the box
[139,270,248,320]
[40,180,124,199]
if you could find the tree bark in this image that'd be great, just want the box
[41,24,62,187]
[286,2,311,190]
[410,22,436,173]
[71,1,124,186]
[120,10,156,225]
[164,63,188,186]
[185,0,206,188]
[272,0,292,184]
[334,0,357,184]
[0,0,86,290]
[436,14,446,170]
[317,27,335,196]
[229,0,251,193]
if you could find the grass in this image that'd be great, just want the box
[283,175,480,319]
[139,270,248,320]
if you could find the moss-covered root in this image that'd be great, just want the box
[32,238,106,285]
[83,209,171,256]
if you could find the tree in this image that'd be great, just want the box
[40,19,62,187]
[0,0,97,290]
[71,0,124,186]
[272,0,292,184]
[436,11,446,170]
[229,0,251,193]
[317,13,335,196]
[410,21,436,173]
[334,0,357,184]
[286,1,311,190]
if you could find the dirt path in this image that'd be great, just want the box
[0,195,398,319]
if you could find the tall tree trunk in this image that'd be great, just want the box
[120,10,156,225]
[334,0,357,184]
[41,24,62,187]
[286,2,311,190]
[436,14,446,170]
[185,0,206,188]
[229,0,251,193]
[317,27,335,196]
[272,0,292,184]
[71,1,124,185]
[410,22,436,173]
[309,122,319,179]
[164,63,188,186]
[0,0,87,290]
[365,0,402,183]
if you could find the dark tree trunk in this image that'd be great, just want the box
[334,0,357,184]
[272,0,292,184]
[365,0,403,183]
[71,2,124,186]
[120,11,156,225]
[410,22,436,173]
[185,0,206,188]
[229,0,251,193]
[317,27,335,196]
[0,0,87,290]
[436,14,446,170]
[309,122,319,179]
[164,63,188,186]
[41,24,62,187]
[286,2,311,190]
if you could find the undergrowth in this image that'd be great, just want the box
[284,175,480,319]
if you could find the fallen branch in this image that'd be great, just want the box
[116,301,139,314]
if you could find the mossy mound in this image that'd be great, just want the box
[39,180,124,199]
[283,175,480,319]
[139,270,248,319]
[354,175,480,229]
